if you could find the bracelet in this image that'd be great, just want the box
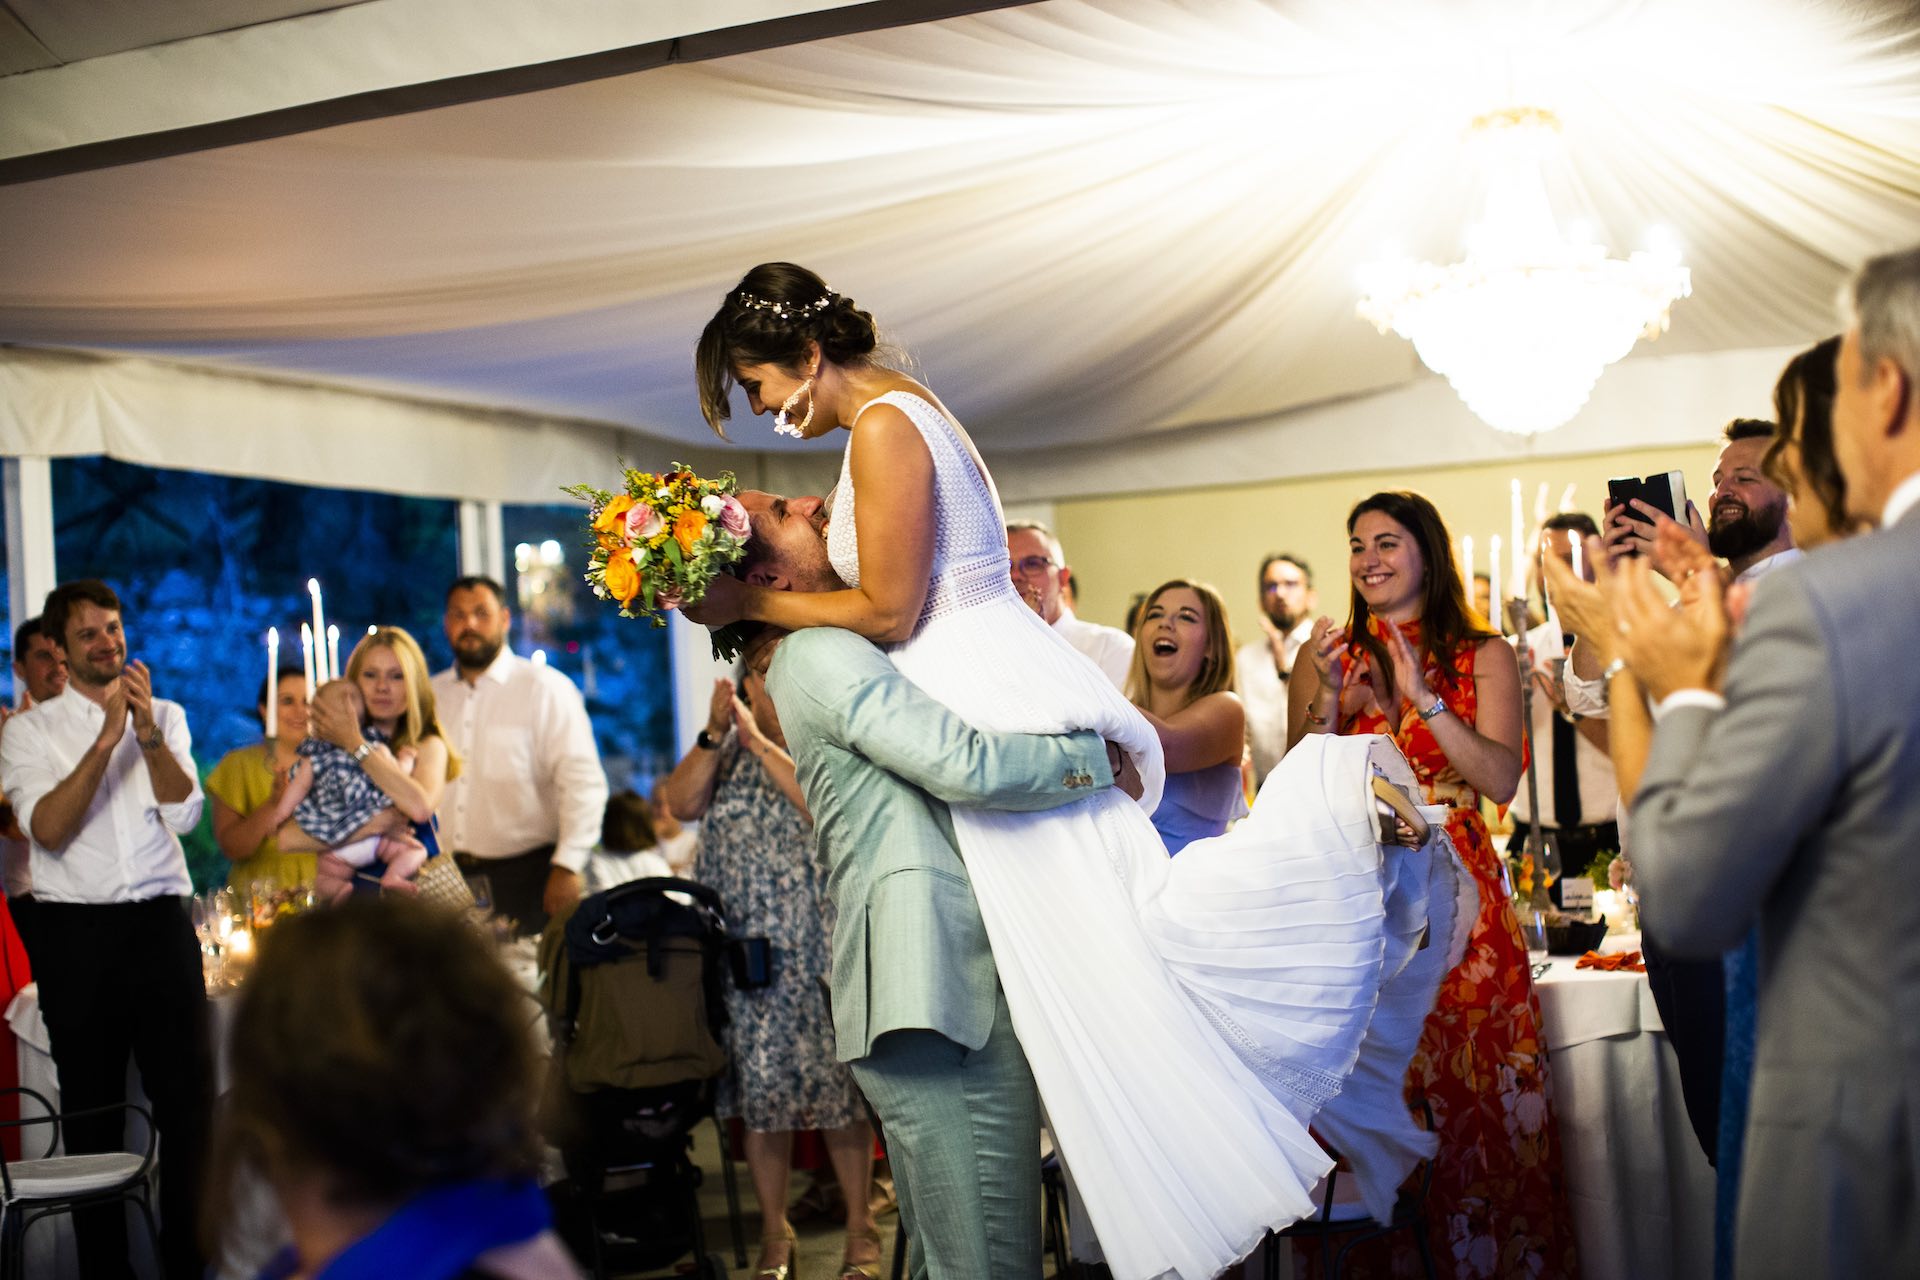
[1600,658,1629,703]
[350,740,376,764]
[1304,704,1334,727]
[695,728,722,751]
[1416,696,1448,723]
[139,724,165,752]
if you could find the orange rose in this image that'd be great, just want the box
[603,550,641,606]
[674,509,707,555]
[594,494,637,539]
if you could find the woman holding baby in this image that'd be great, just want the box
[276,627,460,894]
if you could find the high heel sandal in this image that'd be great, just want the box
[756,1223,799,1280]
[838,1225,884,1280]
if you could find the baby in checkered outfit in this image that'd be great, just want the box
[294,681,428,893]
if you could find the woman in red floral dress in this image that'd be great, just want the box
[1288,490,1580,1280]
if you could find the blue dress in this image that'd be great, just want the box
[1150,761,1248,855]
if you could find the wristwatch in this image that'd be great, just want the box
[1600,658,1629,703]
[351,740,377,763]
[696,728,722,751]
[139,724,165,752]
[1416,696,1448,723]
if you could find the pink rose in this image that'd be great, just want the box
[626,503,664,540]
[719,495,751,539]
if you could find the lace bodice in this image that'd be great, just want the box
[825,391,1017,629]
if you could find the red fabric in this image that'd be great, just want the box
[0,896,31,1163]
[1305,619,1580,1280]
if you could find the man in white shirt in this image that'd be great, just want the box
[0,580,211,1280]
[432,575,609,936]
[2,614,70,966]
[1510,516,1619,894]
[1006,520,1134,688]
[1234,552,1315,782]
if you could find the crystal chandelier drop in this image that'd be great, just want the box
[1357,108,1691,436]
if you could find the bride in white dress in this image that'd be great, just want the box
[689,264,1471,1280]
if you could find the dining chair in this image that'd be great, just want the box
[0,1086,160,1279]
[1266,1100,1439,1280]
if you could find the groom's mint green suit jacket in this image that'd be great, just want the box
[766,626,1112,1062]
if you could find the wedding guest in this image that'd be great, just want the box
[583,789,673,893]
[1762,335,1856,547]
[0,579,212,1280]
[221,896,574,1280]
[1128,579,1247,855]
[1470,572,1494,632]
[1596,244,1920,1278]
[1006,520,1133,687]
[662,674,877,1277]
[433,576,608,936]
[278,627,456,894]
[2,615,69,966]
[1235,553,1315,782]
[1508,514,1617,891]
[1287,492,1577,1279]
[650,779,698,878]
[207,664,314,901]
[1603,418,1797,580]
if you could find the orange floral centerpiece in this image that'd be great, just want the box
[563,463,755,659]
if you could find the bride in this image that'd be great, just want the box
[687,263,1462,1280]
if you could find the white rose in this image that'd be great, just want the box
[701,495,725,517]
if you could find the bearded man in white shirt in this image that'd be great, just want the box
[1235,552,1316,782]
[432,575,609,936]
[1006,520,1133,688]
[0,579,211,1280]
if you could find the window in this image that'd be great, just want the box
[502,503,676,795]
[52,456,460,888]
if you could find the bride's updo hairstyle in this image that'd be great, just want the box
[697,262,879,438]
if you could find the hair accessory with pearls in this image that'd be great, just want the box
[737,291,834,322]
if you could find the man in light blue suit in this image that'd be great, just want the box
[733,491,1139,1279]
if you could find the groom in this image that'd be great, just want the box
[730,490,1139,1279]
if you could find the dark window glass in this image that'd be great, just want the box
[502,503,675,794]
[52,456,459,889]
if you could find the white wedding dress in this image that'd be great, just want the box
[825,391,1473,1279]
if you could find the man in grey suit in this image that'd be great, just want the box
[732,489,1140,1278]
[1608,244,1920,1277]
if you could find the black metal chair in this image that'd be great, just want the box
[1266,1101,1439,1280]
[0,1086,160,1280]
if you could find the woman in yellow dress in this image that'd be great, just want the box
[206,665,315,898]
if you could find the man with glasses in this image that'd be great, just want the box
[1236,553,1316,781]
[1006,520,1133,688]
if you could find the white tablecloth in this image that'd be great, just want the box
[1533,943,1716,1280]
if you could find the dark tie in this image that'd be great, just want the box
[1551,635,1582,826]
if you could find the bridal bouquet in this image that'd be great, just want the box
[563,464,755,659]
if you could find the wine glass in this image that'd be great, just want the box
[1522,908,1550,969]
[464,873,494,917]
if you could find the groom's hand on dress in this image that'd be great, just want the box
[1106,741,1144,801]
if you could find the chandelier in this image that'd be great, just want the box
[1357,107,1691,436]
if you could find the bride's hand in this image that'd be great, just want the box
[683,573,750,628]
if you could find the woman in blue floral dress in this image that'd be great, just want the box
[663,672,880,1278]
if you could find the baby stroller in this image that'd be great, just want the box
[539,877,750,1279]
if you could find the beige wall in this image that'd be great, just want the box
[1054,442,1723,643]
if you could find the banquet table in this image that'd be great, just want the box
[1532,939,1716,1280]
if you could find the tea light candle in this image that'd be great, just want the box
[228,927,254,960]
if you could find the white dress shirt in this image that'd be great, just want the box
[1882,469,1920,529]
[1509,622,1618,828]
[1235,619,1313,782]
[431,650,609,873]
[1052,607,1135,689]
[0,690,201,903]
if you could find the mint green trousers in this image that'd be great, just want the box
[849,990,1042,1279]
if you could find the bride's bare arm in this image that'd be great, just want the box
[1135,692,1245,773]
[740,404,937,643]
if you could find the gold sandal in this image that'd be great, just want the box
[756,1223,799,1280]
[838,1225,884,1280]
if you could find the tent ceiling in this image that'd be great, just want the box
[1,0,1917,462]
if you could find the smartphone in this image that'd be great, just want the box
[1606,471,1687,525]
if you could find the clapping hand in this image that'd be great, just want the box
[1303,618,1350,692]
[1377,620,1434,717]
[123,660,157,737]
[1597,547,1730,702]
[1542,543,1614,656]
[95,674,132,748]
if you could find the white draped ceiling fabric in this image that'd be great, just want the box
[1,0,1918,504]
